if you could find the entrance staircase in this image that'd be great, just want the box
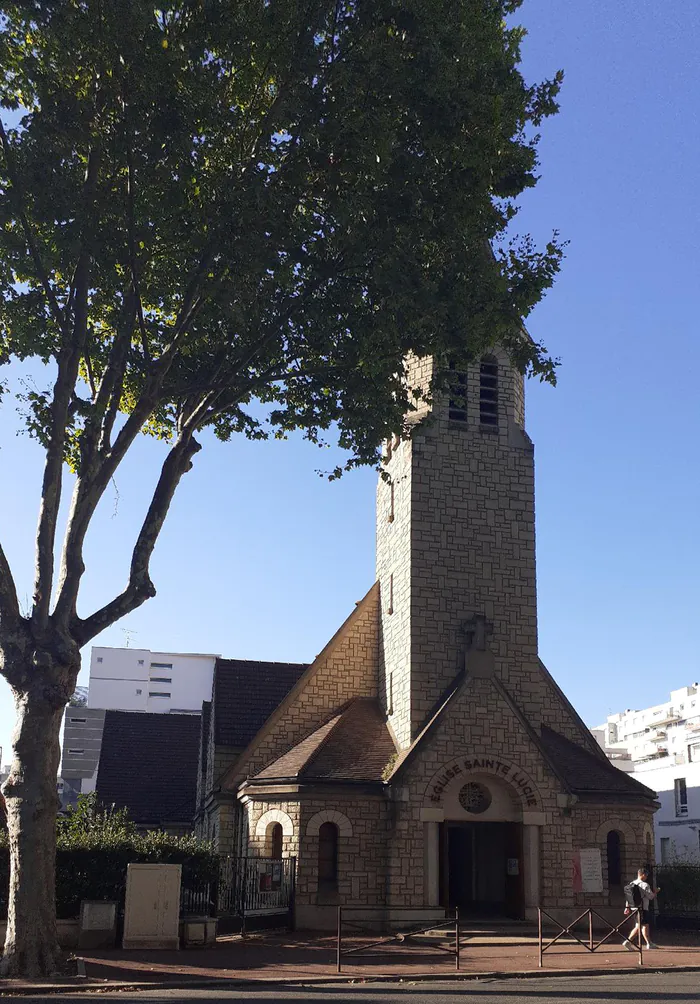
[423,917,576,947]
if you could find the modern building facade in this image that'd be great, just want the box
[60,647,217,805]
[594,686,700,862]
[196,349,657,927]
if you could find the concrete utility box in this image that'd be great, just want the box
[123,863,181,949]
[78,900,117,949]
[180,916,217,948]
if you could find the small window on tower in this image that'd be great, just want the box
[479,356,499,427]
[448,365,468,422]
[388,482,395,523]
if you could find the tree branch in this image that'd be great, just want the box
[124,110,150,365]
[73,432,202,644]
[31,145,100,630]
[0,116,68,336]
[0,540,21,629]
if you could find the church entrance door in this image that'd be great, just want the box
[440,821,524,919]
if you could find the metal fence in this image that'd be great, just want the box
[537,907,645,967]
[336,907,464,973]
[218,856,296,931]
[180,873,215,917]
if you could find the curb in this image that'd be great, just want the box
[3,961,700,994]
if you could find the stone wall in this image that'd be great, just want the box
[225,586,380,787]
[376,347,600,751]
[570,806,655,910]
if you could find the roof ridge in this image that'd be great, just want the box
[215,657,310,669]
[493,679,572,793]
[537,658,609,761]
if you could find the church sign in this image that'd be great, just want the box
[427,756,540,808]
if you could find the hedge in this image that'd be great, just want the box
[656,863,700,916]
[0,795,217,920]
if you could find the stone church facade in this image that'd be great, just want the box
[196,350,657,927]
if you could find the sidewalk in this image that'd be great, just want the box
[78,929,700,988]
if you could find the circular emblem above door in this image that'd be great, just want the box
[458,781,492,814]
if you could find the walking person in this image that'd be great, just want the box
[623,867,660,950]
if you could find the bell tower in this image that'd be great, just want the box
[376,350,539,749]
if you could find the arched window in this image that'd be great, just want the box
[607,830,622,887]
[479,356,498,427]
[318,821,339,888]
[266,821,283,859]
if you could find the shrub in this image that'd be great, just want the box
[656,863,700,915]
[0,795,217,919]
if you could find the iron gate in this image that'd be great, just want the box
[218,856,296,931]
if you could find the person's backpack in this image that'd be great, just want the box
[624,881,643,909]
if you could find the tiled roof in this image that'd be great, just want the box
[96,710,201,826]
[253,698,397,783]
[213,658,308,748]
[539,726,657,801]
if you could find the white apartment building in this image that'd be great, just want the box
[60,647,218,803]
[594,684,700,863]
[87,647,217,714]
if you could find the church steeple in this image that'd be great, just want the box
[376,350,536,748]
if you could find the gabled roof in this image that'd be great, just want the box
[213,659,308,748]
[250,698,396,784]
[96,710,201,826]
[220,583,381,791]
[385,670,657,807]
[539,726,657,802]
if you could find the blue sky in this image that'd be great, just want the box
[1,0,699,764]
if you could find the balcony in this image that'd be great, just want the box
[653,711,681,727]
[646,729,668,742]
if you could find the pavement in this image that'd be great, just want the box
[1,929,699,995]
[6,971,700,1002]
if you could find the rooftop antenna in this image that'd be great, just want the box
[121,627,137,649]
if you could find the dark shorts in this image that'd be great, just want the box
[640,908,651,924]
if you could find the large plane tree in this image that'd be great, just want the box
[0,0,563,976]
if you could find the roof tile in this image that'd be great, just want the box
[96,710,201,826]
[213,658,308,748]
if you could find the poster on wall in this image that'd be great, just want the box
[579,848,603,893]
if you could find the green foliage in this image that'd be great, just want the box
[0,796,217,919]
[0,0,565,476]
[656,863,700,915]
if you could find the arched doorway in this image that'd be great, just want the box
[438,774,525,918]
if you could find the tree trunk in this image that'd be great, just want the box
[1,682,68,977]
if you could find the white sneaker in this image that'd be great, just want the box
[646,942,658,949]
[622,939,636,951]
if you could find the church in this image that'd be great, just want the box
[195,349,657,928]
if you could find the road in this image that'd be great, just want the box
[14,971,700,1003]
